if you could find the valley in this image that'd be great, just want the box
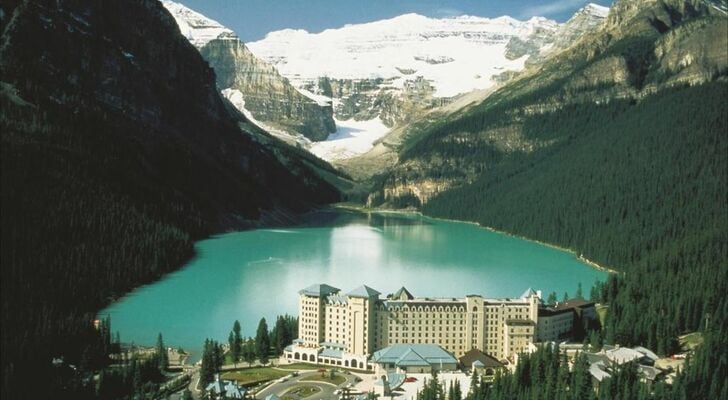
[1,0,726,399]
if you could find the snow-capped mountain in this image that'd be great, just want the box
[247,6,608,162]
[161,0,231,48]
[248,13,560,98]
[162,1,609,162]
[162,0,336,142]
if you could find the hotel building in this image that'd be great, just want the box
[285,284,546,370]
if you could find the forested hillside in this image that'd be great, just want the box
[0,1,339,398]
[370,0,728,366]
[424,82,727,355]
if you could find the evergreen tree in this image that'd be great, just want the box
[156,333,168,371]
[232,320,242,362]
[243,338,256,367]
[275,316,291,355]
[255,318,270,365]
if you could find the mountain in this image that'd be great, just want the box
[161,0,336,142]
[371,0,727,207]
[247,8,607,162]
[0,0,339,397]
[369,0,727,357]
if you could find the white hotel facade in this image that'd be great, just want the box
[284,284,547,371]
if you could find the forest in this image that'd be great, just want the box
[422,82,727,357]
[0,1,338,398]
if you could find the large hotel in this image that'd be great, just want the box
[284,284,594,371]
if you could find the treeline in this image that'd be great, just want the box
[417,324,727,400]
[201,315,298,387]
[1,1,338,399]
[423,82,728,357]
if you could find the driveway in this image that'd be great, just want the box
[256,370,358,400]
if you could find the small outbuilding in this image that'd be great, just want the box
[458,349,504,382]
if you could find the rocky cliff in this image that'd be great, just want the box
[162,0,336,142]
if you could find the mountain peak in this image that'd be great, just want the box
[161,0,232,48]
[582,3,610,18]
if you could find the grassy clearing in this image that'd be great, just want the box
[679,332,703,351]
[221,367,289,386]
[277,363,322,371]
[300,373,347,385]
[282,385,321,399]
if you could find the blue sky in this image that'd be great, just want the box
[178,0,614,42]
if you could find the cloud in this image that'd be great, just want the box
[433,7,464,17]
[519,0,589,18]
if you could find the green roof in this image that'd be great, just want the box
[347,285,381,298]
[299,284,340,297]
[371,344,457,368]
[393,286,414,300]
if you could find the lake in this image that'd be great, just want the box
[101,209,607,358]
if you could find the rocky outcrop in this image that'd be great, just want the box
[162,1,336,141]
[200,35,335,141]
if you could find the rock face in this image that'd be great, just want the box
[369,0,728,207]
[162,0,335,142]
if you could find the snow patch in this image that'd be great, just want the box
[309,118,390,161]
[583,3,610,18]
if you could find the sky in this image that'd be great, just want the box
[177,0,614,42]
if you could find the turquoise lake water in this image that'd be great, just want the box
[101,210,607,359]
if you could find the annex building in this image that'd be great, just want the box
[284,284,567,371]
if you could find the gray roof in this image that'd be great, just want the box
[605,347,644,365]
[371,344,457,367]
[520,288,537,299]
[633,346,659,361]
[393,286,414,300]
[638,365,662,381]
[320,348,343,359]
[206,377,245,398]
[347,285,381,298]
[326,293,349,305]
[589,362,611,382]
[299,284,340,297]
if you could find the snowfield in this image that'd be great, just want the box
[248,13,559,98]
[309,118,390,161]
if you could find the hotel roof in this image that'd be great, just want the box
[299,284,340,297]
[347,285,381,298]
[372,344,457,367]
[393,286,414,300]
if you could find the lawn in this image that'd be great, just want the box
[282,385,321,399]
[221,367,289,386]
[277,363,323,371]
[300,372,347,385]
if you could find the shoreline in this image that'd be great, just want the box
[332,203,619,274]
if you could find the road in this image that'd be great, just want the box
[255,370,359,400]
